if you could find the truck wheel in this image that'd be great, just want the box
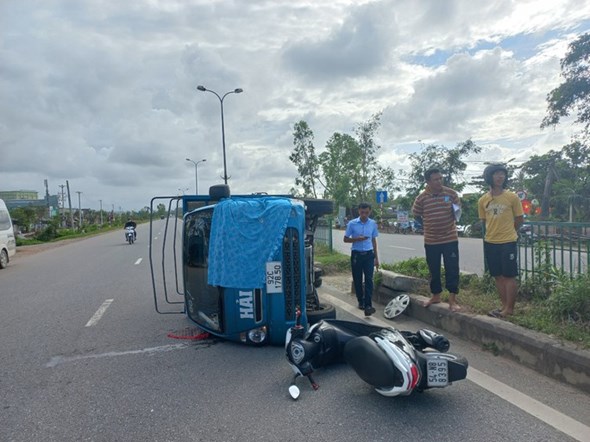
[0,249,8,269]
[209,184,230,200]
[303,199,334,217]
[307,302,336,325]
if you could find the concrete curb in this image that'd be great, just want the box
[375,269,590,394]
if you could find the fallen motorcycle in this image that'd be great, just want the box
[285,312,468,399]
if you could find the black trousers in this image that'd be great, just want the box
[424,241,459,295]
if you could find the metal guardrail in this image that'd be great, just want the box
[518,221,590,279]
[314,217,333,251]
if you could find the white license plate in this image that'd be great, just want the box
[427,359,449,387]
[265,261,282,293]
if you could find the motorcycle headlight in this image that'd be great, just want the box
[241,326,267,344]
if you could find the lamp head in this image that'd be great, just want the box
[234,88,243,93]
[197,85,206,91]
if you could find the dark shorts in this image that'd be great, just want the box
[484,241,518,277]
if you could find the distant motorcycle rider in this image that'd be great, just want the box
[124,218,137,239]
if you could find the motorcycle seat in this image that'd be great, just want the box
[343,336,402,388]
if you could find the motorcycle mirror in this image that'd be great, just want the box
[288,385,300,400]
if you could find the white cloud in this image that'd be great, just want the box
[0,0,589,210]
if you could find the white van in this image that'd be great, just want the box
[0,199,16,269]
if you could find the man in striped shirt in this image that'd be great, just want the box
[412,167,462,312]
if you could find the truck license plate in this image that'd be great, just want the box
[427,359,449,387]
[266,261,282,293]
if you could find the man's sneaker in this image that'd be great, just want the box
[364,306,376,316]
[357,304,364,310]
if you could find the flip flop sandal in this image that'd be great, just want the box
[487,309,504,319]
[384,294,410,319]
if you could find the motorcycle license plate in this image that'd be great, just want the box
[427,359,449,387]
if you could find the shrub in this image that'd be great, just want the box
[35,223,59,241]
[383,257,431,279]
[547,273,590,323]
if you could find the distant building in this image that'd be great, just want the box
[0,190,39,200]
[0,190,59,213]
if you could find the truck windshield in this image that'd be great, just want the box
[183,208,223,332]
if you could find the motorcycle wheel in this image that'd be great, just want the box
[306,302,336,325]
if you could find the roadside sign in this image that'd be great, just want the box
[376,191,388,204]
[516,190,527,201]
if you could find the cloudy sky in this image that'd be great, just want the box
[1,0,590,211]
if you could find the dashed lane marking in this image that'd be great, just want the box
[134,258,142,265]
[85,299,114,327]
[321,293,590,442]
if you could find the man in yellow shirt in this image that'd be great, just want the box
[478,164,524,318]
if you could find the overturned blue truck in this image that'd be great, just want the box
[149,184,335,345]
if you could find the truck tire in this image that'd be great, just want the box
[209,184,230,200]
[307,302,336,325]
[303,199,334,217]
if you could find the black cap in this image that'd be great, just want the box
[483,164,509,187]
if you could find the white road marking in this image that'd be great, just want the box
[46,343,188,368]
[387,245,416,250]
[468,368,589,442]
[154,237,159,240]
[134,258,142,265]
[321,293,590,442]
[85,299,114,327]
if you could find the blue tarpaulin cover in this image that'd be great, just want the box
[207,197,292,289]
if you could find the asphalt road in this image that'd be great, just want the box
[1,222,589,442]
[332,229,486,274]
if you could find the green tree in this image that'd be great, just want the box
[8,206,44,232]
[404,139,482,203]
[317,113,397,208]
[352,113,397,203]
[541,33,590,137]
[318,133,359,208]
[521,142,590,220]
[289,120,320,198]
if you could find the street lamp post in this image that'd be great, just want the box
[196,85,243,184]
[99,199,103,226]
[186,158,207,194]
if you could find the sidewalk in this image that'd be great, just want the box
[321,270,590,394]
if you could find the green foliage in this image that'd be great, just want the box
[35,219,60,241]
[460,194,482,227]
[403,139,482,203]
[291,114,397,209]
[547,273,590,323]
[382,257,431,279]
[542,33,590,136]
[318,132,360,209]
[314,245,350,274]
[519,241,567,300]
[8,206,45,232]
[15,237,43,246]
[290,120,319,198]
[520,142,590,221]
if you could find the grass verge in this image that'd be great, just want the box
[315,247,590,349]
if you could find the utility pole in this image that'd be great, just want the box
[59,184,66,227]
[99,199,103,226]
[66,180,74,228]
[44,179,50,218]
[541,161,557,219]
[76,191,82,229]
